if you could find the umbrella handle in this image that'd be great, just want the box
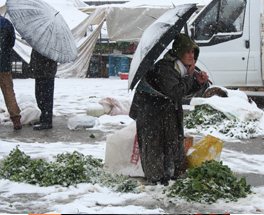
[194,69,213,85]
[207,79,213,85]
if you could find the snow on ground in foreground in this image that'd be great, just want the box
[0,78,264,214]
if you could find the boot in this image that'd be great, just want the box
[10,115,22,130]
[33,122,52,130]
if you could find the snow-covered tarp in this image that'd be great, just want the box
[190,86,264,121]
[105,0,211,43]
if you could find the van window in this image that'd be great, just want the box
[194,0,246,41]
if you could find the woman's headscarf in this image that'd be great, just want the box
[163,33,199,61]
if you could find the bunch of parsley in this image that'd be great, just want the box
[184,104,260,139]
[164,160,252,204]
[0,146,139,193]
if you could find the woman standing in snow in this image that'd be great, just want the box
[129,33,209,186]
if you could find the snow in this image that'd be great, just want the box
[0,78,264,214]
[85,0,212,8]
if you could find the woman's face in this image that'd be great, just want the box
[180,49,195,66]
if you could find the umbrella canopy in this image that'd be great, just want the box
[6,0,78,63]
[128,4,198,90]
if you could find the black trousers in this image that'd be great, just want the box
[35,78,55,124]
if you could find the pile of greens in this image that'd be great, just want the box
[184,104,261,139]
[164,160,252,204]
[0,146,139,193]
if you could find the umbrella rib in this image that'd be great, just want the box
[146,14,157,20]
[137,26,143,32]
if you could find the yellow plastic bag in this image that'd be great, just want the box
[186,134,224,168]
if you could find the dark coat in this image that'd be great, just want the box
[0,15,15,73]
[30,49,57,78]
[129,59,203,182]
[129,59,202,131]
[129,33,206,182]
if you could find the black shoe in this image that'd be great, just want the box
[33,122,52,130]
[160,178,169,186]
[33,121,41,126]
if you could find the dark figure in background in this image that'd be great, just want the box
[0,14,22,130]
[30,49,57,130]
[129,33,209,186]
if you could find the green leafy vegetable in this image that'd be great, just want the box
[184,104,261,139]
[0,146,139,193]
[164,160,252,204]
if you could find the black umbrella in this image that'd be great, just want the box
[128,4,198,90]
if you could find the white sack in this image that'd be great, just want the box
[19,102,41,125]
[86,103,104,117]
[190,87,263,121]
[17,94,41,125]
[104,121,144,177]
[67,115,99,130]
[98,97,131,116]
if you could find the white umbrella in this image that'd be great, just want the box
[6,0,78,63]
[0,0,5,8]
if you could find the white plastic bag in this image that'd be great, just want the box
[67,115,99,130]
[19,102,41,125]
[104,121,144,177]
[98,96,131,116]
[18,94,41,125]
[86,103,104,117]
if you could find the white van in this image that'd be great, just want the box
[186,0,264,87]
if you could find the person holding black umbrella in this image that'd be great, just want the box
[129,33,210,186]
[0,14,22,130]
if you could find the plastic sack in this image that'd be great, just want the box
[86,103,104,117]
[104,121,144,177]
[17,94,41,125]
[67,115,99,130]
[98,96,131,116]
[19,102,41,125]
[186,134,224,168]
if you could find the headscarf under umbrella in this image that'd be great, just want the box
[163,33,200,62]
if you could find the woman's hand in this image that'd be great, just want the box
[187,60,195,75]
[187,59,211,84]
[196,71,209,84]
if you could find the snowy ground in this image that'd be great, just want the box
[0,78,264,214]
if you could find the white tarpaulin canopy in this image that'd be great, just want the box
[104,0,211,42]
[1,0,107,78]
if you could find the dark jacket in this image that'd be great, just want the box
[129,59,201,128]
[0,15,15,73]
[129,33,203,128]
[30,49,57,78]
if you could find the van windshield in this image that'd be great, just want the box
[194,0,246,41]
